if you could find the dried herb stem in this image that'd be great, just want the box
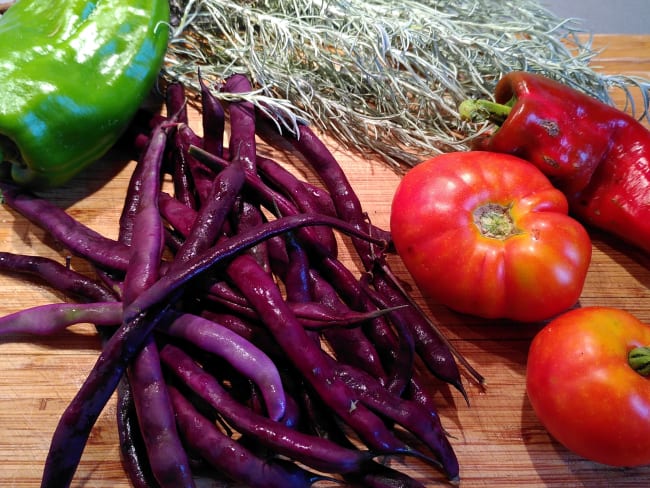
[165,0,650,168]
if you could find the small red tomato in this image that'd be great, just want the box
[390,151,592,322]
[526,306,650,467]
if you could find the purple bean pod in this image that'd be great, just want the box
[205,279,255,315]
[167,384,323,488]
[158,312,286,421]
[128,337,195,488]
[0,252,118,303]
[256,155,338,256]
[0,301,121,336]
[232,199,272,273]
[199,73,226,158]
[0,182,130,271]
[165,82,188,125]
[332,361,460,482]
[359,273,416,397]
[158,192,196,237]
[116,377,159,488]
[307,267,387,380]
[175,123,214,203]
[173,160,245,265]
[284,123,376,261]
[289,302,403,330]
[222,74,257,173]
[122,125,167,305]
[161,343,380,474]
[226,254,409,454]
[171,128,198,210]
[280,233,311,303]
[199,310,283,359]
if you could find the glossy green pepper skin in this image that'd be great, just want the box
[0,0,170,188]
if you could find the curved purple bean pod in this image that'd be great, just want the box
[175,123,213,204]
[359,273,416,397]
[0,182,130,271]
[167,385,324,488]
[161,343,383,474]
[222,74,257,173]
[284,123,376,262]
[199,73,225,158]
[129,337,195,488]
[200,310,284,360]
[158,192,196,237]
[123,212,387,322]
[226,254,410,455]
[0,301,121,336]
[256,155,338,256]
[122,125,167,305]
[116,377,159,488]
[205,279,255,314]
[162,86,196,210]
[158,312,286,422]
[171,130,198,210]
[375,260,485,391]
[0,251,118,303]
[257,155,338,219]
[172,160,245,265]
[165,82,188,125]
[232,199,272,273]
[331,361,460,482]
[283,232,312,299]
[307,267,387,380]
[291,300,405,330]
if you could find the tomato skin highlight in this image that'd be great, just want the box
[526,307,650,467]
[390,151,592,322]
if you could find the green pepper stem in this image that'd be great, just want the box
[628,346,650,376]
[458,98,513,125]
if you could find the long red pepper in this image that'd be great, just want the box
[460,71,650,254]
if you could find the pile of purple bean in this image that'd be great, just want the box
[0,74,481,487]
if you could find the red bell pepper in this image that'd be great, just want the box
[460,71,650,255]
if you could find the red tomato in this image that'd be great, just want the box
[390,151,592,322]
[526,306,650,467]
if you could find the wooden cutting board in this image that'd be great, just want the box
[1,34,650,487]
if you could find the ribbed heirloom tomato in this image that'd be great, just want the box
[526,307,650,467]
[390,151,592,322]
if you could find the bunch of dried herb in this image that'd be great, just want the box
[164,0,650,168]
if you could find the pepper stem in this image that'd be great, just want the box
[458,98,513,125]
[628,346,650,376]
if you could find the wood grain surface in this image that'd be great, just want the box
[1,35,650,487]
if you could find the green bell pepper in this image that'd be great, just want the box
[0,0,170,188]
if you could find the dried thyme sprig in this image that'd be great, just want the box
[164,0,650,168]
